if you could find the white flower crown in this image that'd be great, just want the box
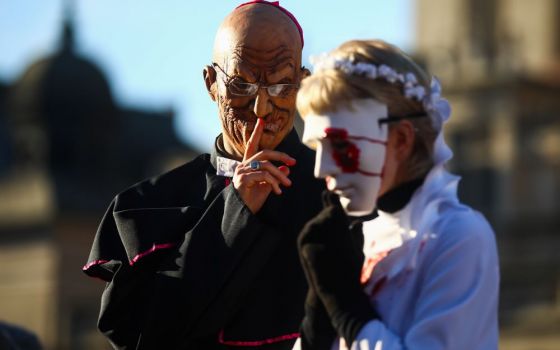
[310,53,426,101]
[309,53,454,165]
[309,54,451,131]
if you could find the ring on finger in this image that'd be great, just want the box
[249,160,261,171]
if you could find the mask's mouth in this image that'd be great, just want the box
[245,116,283,135]
[264,121,281,133]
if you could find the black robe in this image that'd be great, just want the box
[83,130,325,349]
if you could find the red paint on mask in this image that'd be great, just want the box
[324,128,361,173]
[324,127,387,177]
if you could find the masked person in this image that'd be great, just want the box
[83,1,324,349]
[294,40,499,350]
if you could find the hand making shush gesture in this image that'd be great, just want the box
[233,118,296,213]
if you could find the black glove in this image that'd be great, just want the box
[298,191,379,346]
[299,287,337,349]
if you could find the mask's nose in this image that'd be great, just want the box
[252,88,273,119]
[314,142,340,179]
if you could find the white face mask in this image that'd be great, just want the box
[302,99,389,216]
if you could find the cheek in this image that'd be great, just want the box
[352,175,378,192]
[219,96,245,115]
[313,143,337,179]
[271,95,297,112]
[225,95,252,108]
[218,97,250,141]
[359,143,387,173]
[219,97,251,125]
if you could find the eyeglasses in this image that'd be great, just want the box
[213,63,299,98]
[378,113,428,124]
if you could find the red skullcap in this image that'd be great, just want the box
[235,0,304,47]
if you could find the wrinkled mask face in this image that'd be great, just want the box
[210,4,304,158]
[215,54,300,154]
[302,99,389,215]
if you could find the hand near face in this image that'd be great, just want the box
[298,191,378,345]
[302,99,389,216]
[233,118,296,213]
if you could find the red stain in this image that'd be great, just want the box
[217,329,300,346]
[325,127,361,173]
[361,240,390,285]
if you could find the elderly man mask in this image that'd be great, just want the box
[204,3,308,159]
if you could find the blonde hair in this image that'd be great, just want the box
[297,39,437,179]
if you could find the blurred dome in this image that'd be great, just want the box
[10,21,115,123]
[8,20,118,170]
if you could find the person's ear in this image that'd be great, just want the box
[392,120,415,162]
[203,65,218,101]
[300,66,311,80]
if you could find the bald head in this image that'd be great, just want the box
[204,2,308,159]
[213,3,303,64]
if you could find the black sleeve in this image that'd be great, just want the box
[83,156,210,282]
[88,183,286,349]
[137,185,288,348]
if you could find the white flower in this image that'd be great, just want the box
[308,55,451,126]
[365,65,378,79]
[354,62,369,75]
[378,64,392,78]
[405,72,417,84]
[405,86,425,101]
[422,77,451,128]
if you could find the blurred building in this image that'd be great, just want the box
[0,16,198,350]
[416,0,560,347]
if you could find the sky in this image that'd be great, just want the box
[0,0,415,152]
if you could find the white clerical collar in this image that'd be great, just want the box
[216,156,240,177]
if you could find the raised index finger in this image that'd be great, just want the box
[244,118,264,161]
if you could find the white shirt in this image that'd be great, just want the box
[294,165,500,350]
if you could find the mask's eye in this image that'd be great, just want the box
[331,139,360,172]
[267,84,285,97]
[267,84,298,97]
[330,138,349,153]
[228,79,258,96]
[324,128,360,173]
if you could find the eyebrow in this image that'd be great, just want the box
[267,63,296,83]
[233,51,297,79]
[231,63,257,82]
